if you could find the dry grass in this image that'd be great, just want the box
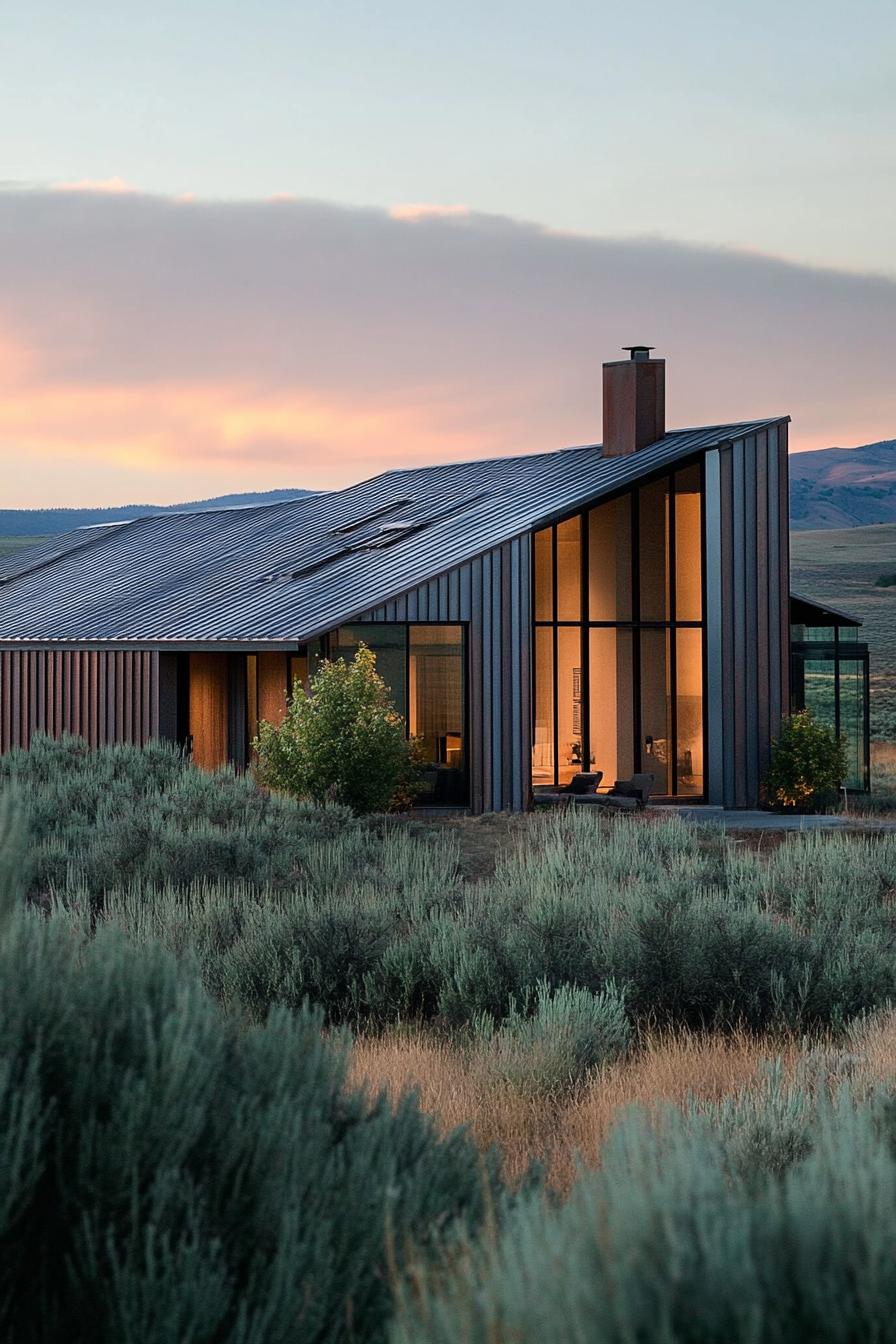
[349,1027,808,1194]
[848,1007,896,1083]
[350,1014,896,1195]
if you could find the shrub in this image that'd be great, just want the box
[764,708,849,811]
[0,734,375,906]
[0,868,503,1341]
[394,1089,896,1344]
[255,645,421,814]
[476,979,630,1094]
[12,745,896,1037]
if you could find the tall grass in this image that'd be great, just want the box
[394,1078,896,1343]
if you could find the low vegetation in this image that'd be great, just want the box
[254,643,421,813]
[394,1071,896,1344]
[764,707,848,810]
[5,737,896,1340]
[5,737,896,1042]
[0,796,503,1343]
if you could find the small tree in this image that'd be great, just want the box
[764,708,848,812]
[254,643,420,813]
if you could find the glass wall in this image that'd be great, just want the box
[588,628,633,783]
[640,628,672,792]
[675,627,704,796]
[334,624,407,721]
[409,626,465,803]
[532,627,554,788]
[532,460,705,797]
[790,611,870,792]
[333,623,467,805]
[557,625,582,783]
[840,659,867,792]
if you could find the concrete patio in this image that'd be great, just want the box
[653,806,896,833]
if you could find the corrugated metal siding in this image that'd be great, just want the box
[353,536,531,814]
[709,430,789,807]
[0,649,159,753]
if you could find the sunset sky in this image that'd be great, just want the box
[3,0,895,507]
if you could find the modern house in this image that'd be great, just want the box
[0,348,869,808]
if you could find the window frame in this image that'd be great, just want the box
[329,620,470,807]
[530,455,708,799]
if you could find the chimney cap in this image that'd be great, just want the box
[622,345,656,361]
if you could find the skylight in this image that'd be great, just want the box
[330,498,415,535]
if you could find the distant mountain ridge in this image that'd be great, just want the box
[789,439,896,530]
[2,440,895,539]
[0,489,314,538]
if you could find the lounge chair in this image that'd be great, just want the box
[574,772,655,810]
[533,771,603,805]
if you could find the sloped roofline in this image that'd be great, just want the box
[0,417,789,647]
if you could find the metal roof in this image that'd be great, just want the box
[790,592,863,628]
[0,419,785,647]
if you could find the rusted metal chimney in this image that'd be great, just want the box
[602,346,665,456]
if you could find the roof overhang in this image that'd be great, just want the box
[790,592,862,628]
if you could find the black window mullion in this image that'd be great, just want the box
[405,622,411,741]
[699,454,708,802]
[580,509,590,771]
[631,489,641,776]
[833,627,841,745]
[668,474,678,795]
[552,525,559,787]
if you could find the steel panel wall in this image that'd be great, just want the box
[353,537,531,814]
[707,429,790,807]
[0,649,159,753]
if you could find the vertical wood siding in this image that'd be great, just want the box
[353,537,531,814]
[707,427,790,807]
[0,649,159,753]
[188,653,229,770]
[257,652,289,727]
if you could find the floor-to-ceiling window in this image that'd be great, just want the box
[532,460,705,798]
[790,600,870,792]
[333,623,467,805]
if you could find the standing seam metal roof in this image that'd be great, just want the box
[0,420,786,645]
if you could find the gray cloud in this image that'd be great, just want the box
[0,187,894,501]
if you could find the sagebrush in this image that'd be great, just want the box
[0,808,503,1342]
[8,738,896,1040]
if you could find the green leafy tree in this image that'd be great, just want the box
[254,644,420,813]
[764,708,848,811]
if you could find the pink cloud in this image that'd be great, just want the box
[53,177,136,195]
[389,202,470,222]
[0,189,894,506]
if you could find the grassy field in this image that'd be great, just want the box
[5,739,896,1339]
[0,533,48,558]
[791,522,896,740]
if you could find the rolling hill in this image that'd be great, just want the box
[0,488,313,541]
[790,439,896,530]
[791,522,896,741]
